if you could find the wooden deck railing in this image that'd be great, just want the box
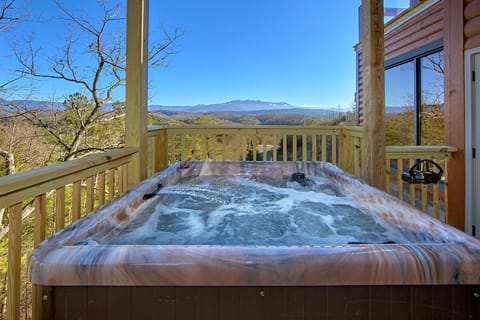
[147,125,364,177]
[0,148,137,320]
[147,125,456,219]
[0,125,457,320]
[385,146,457,220]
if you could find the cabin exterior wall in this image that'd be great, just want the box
[355,0,471,230]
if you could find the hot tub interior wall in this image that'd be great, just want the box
[42,285,480,319]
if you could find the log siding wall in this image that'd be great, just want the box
[384,1,443,61]
[465,0,480,49]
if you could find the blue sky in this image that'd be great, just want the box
[0,0,362,110]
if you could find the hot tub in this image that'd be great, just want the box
[31,161,480,319]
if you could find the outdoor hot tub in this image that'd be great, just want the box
[31,161,480,319]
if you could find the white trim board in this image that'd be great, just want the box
[465,47,480,238]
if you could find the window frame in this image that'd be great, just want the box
[385,39,444,145]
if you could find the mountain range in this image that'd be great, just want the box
[149,100,347,117]
[1,98,403,116]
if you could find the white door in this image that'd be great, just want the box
[474,53,480,239]
[467,52,480,239]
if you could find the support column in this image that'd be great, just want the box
[361,0,386,190]
[444,0,465,230]
[125,0,149,189]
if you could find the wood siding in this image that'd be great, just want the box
[465,0,480,49]
[384,2,443,61]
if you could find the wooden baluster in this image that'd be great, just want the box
[302,135,307,161]
[292,135,297,161]
[170,135,176,164]
[191,134,196,160]
[433,182,440,219]
[241,136,247,161]
[156,128,168,172]
[397,160,404,201]
[322,135,327,162]
[273,135,278,162]
[212,135,217,160]
[331,135,337,165]
[421,184,428,213]
[118,165,128,194]
[72,181,82,221]
[202,135,207,160]
[180,135,186,161]
[97,172,106,207]
[108,169,116,201]
[312,135,317,161]
[32,194,47,320]
[354,137,362,178]
[222,135,227,161]
[85,176,94,214]
[34,194,47,246]
[147,136,153,176]
[7,203,22,320]
[262,136,267,162]
[386,159,391,194]
[409,159,416,207]
[55,187,66,232]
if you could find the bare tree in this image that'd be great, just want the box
[13,0,182,160]
[0,0,23,90]
[0,0,18,31]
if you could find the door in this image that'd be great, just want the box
[474,53,480,239]
[467,52,480,239]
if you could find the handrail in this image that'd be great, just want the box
[0,148,138,208]
[386,145,457,159]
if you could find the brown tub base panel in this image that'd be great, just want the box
[42,285,480,320]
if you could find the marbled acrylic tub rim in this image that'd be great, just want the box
[30,161,480,286]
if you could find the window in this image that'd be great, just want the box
[420,51,444,145]
[385,45,444,146]
[385,61,415,145]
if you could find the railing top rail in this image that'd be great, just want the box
[0,148,138,207]
[386,145,457,159]
[148,125,363,134]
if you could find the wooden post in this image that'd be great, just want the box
[361,0,386,190]
[125,0,149,189]
[443,0,465,230]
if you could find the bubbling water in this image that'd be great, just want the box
[106,175,409,245]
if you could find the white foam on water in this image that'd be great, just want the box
[106,175,413,245]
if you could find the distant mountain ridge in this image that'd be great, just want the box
[149,100,304,113]
[148,99,348,118]
[0,98,406,116]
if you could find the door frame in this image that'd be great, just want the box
[465,47,480,238]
